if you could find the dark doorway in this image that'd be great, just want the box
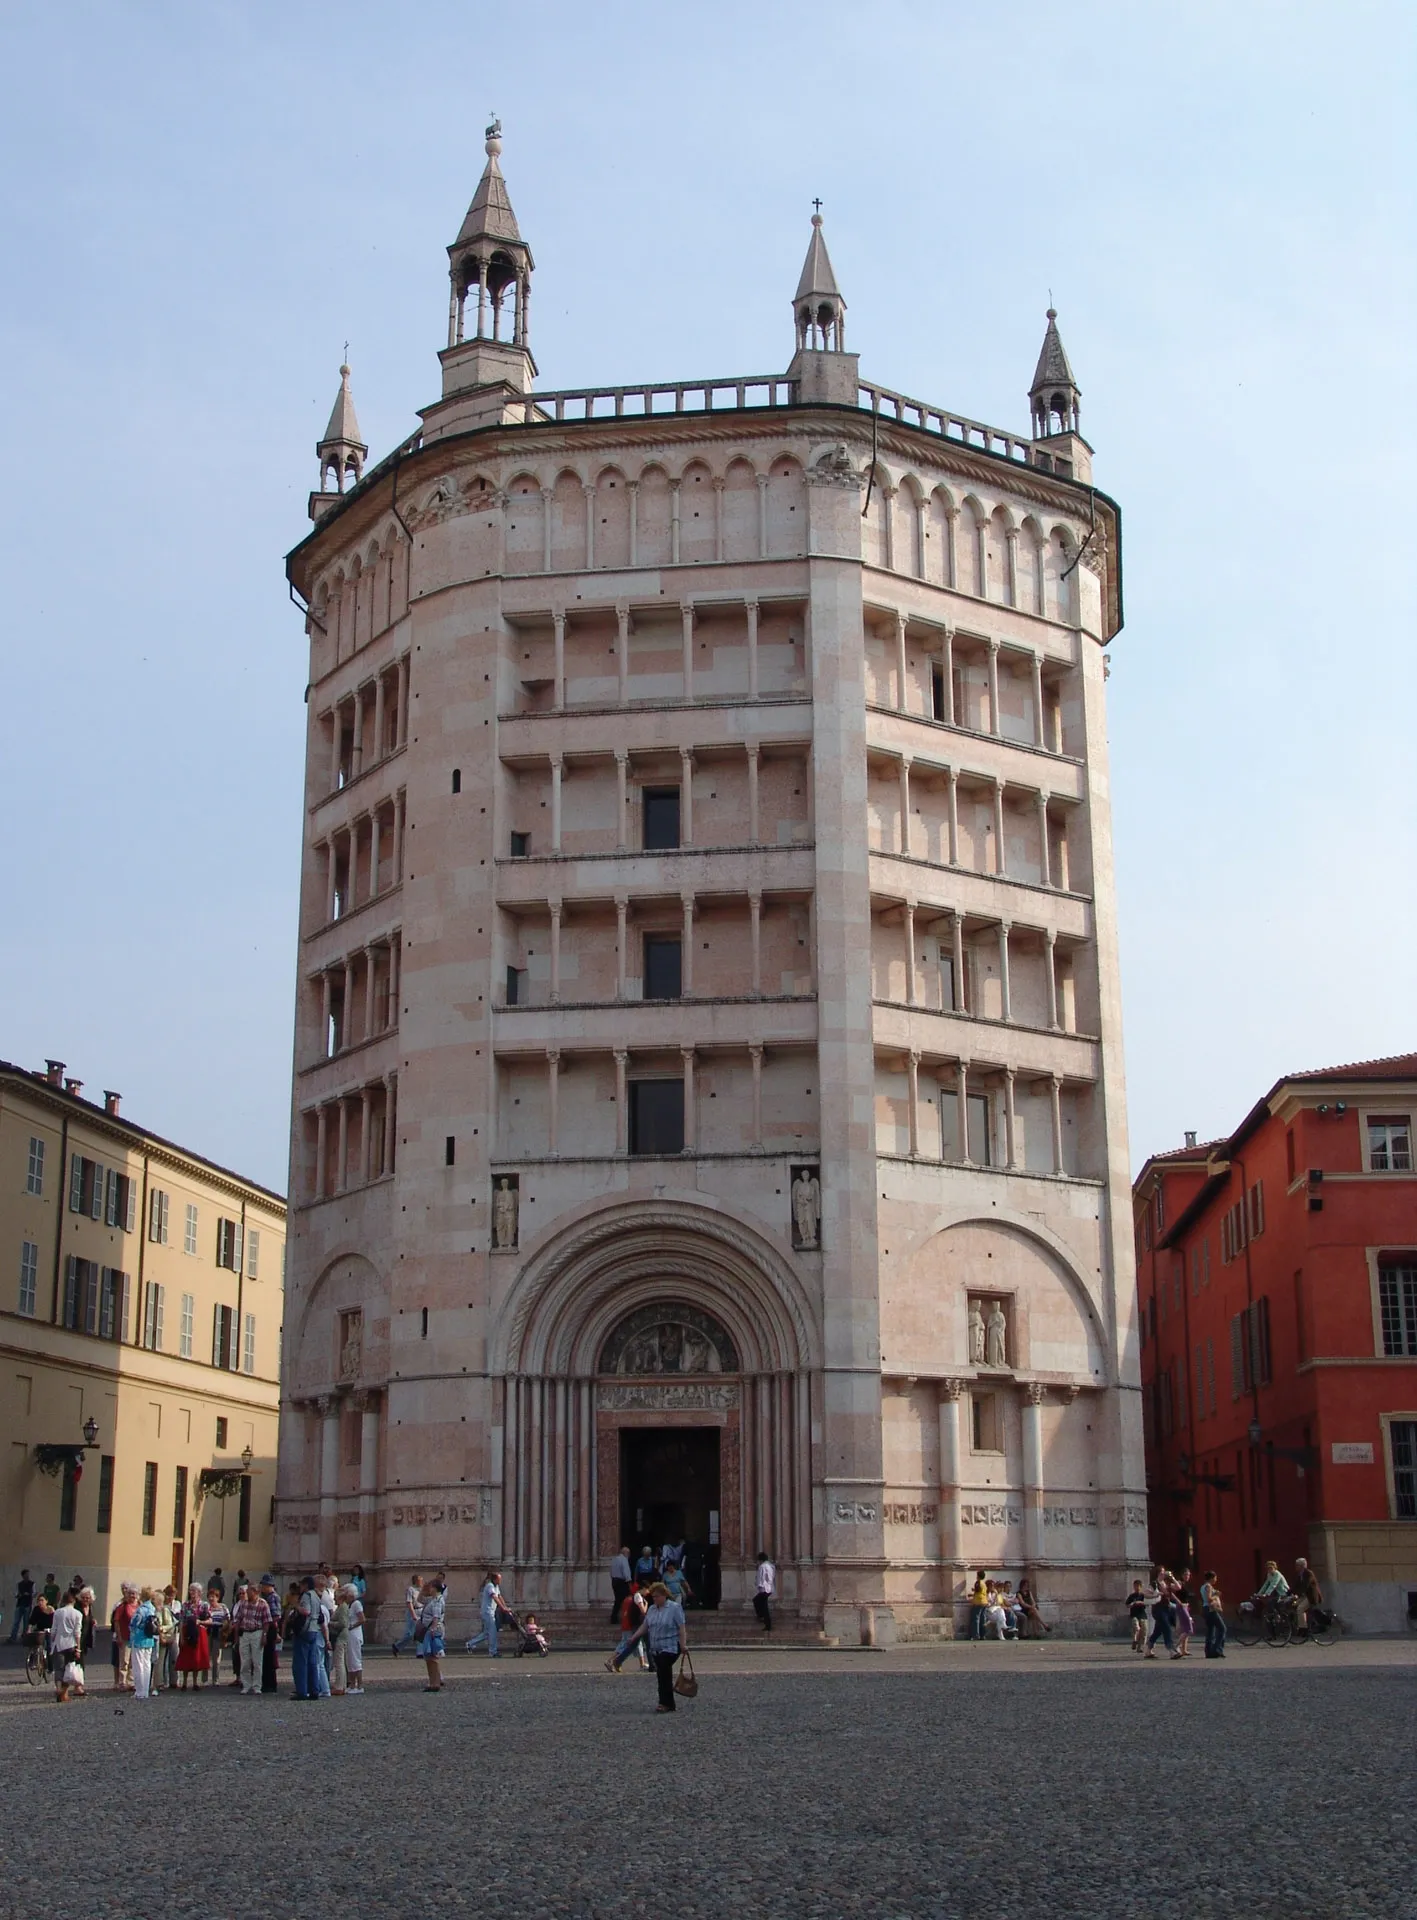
[620,1426,720,1605]
[642,787,681,850]
[643,934,682,1001]
[628,1078,684,1155]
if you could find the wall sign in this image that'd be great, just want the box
[1331,1441,1374,1464]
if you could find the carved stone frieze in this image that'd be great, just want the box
[598,1301,737,1376]
[596,1381,739,1414]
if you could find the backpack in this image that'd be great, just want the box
[182,1613,199,1648]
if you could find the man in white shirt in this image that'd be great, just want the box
[465,1571,504,1656]
[392,1573,423,1655]
[753,1552,776,1632]
[49,1596,84,1702]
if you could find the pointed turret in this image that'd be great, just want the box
[316,362,366,495]
[429,117,537,430]
[1029,308,1081,439]
[786,206,858,406]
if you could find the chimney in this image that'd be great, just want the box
[45,1059,65,1086]
[64,1079,83,1098]
[104,1090,122,1117]
[1184,1130,1198,1149]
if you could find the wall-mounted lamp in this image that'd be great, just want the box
[240,1443,254,1471]
[82,1417,99,1448]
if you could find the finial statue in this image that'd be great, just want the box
[485,114,503,156]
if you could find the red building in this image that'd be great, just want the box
[1134,1054,1417,1632]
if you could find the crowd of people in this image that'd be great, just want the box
[965,1572,1051,1639]
[1127,1556,1327,1660]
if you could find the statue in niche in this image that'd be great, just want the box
[492,1177,519,1250]
[338,1311,363,1381]
[968,1299,986,1366]
[986,1300,1008,1370]
[791,1167,822,1249]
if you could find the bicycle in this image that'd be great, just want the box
[1289,1603,1341,1648]
[1232,1597,1291,1648]
[24,1632,49,1686]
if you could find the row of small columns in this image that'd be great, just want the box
[326,655,410,793]
[309,1074,398,1200]
[450,255,531,347]
[890,754,1070,889]
[501,1044,784,1157]
[320,792,406,923]
[528,745,811,855]
[894,1051,1070,1176]
[880,611,1059,751]
[876,497,1049,619]
[545,599,783,709]
[539,475,780,575]
[891,903,1066,1032]
[937,1378,1076,1564]
[317,932,402,1053]
[505,892,814,1004]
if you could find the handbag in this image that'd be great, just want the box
[673,1650,698,1699]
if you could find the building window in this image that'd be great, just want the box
[642,787,681,851]
[1367,1115,1412,1172]
[1378,1259,1417,1357]
[213,1305,238,1370]
[1154,1185,1165,1233]
[18,1241,38,1316]
[96,1454,115,1534]
[505,966,527,1006]
[184,1203,198,1256]
[643,935,683,1000]
[509,830,531,857]
[149,1188,170,1243]
[1220,1183,1265,1263]
[104,1169,136,1231]
[243,1312,256,1375]
[26,1135,44,1195]
[628,1079,684,1156]
[215,1416,228,1449]
[180,1292,194,1359]
[59,1460,78,1531]
[1392,1421,1417,1519]
[70,1154,105,1218]
[966,1093,991,1168]
[237,1474,252,1543]
[141,1461,158,1536]
[141,1282,165,1352]
[245,1230,260,1280]
[971,1392,1002,1452]
[98,1268,128,1342]
[216,1218,244,1271]
[1230,1298,1272,1396]
[173,1464,188,1539]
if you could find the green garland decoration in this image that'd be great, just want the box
[195,1467,247,1508]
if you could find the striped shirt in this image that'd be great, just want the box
[231,1596,272,1634]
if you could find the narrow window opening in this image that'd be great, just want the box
[642,787,681,851]
[628,1079,685,1156]
[451,768,462,794]
[445,1136,456,1167]
[643,935,683,1001]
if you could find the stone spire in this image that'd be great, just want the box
[793,207,846,352]
[445,118,535,362]
[1029,308,1081,439]
[316,361,367,494]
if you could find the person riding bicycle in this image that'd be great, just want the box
[1292,1557,1323,1628]
[1254,1560,1290,1606]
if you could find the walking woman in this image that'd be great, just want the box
[1145,1568,1181,1660]
[155,1586,177,1691]
[1173,1568,1196,1657]
[329,1587,351,1695]
[206,1585,231,1687]
[642,1582,688,1714]
[129,1588,159,1699]
[418,1576,447,1691]
[175,1583,210,1690]
[1200,1570,1227,1659]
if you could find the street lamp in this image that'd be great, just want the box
[82,1417,99,1448]
[240,1444,254,1471]
[1248,1418,1263,1448]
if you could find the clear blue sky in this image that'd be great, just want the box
[2,1,1413,1193]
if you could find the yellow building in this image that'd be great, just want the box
[1,1059,285,1618]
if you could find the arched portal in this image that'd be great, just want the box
[489,1199,817,1610]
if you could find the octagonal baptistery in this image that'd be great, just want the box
[276,125,1147,1643]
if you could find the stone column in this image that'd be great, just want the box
[550,755,563,852]
[713,476,725,562]
[328,707,342,793]
[1005,525,1020,607]
[384,1072,397,1174]
[341,956,354,1047]
[627,482,639,568]
[389,934,400,1027]
[956,1059,971,1165]
[938,1378,964,1579]
[318,1394,339,1561]
[541,489,554,572]
[1036,791,1051,887]
[616,602,629,706]
[1050,1075,1065,1175]
[680,1047,696,1152]
[903,901,917,1006]
[756,475,768,558]
[335,1098,349,1194]
[997,922,1012,1022]
[373,673,386,764]
[363,947,377,1038]
[549,901,562,1004]
[552,611,565,709]
[749,1043,763,1147]
[314,1104,328,1201]
[681,893,695,995]
[397,654,410,748]
[1022,1383,1047,1564]
[356,1389,380,1560]
[749,892,762,995]
[894,610,908,713]
[393,789,405,884]
[898,755,912,856]
[615,895,628,999]
[614,1049,628,1153]
[547,1049,560,1157]
[615,750,628,851]
[359,1086,372,1186]
[1044,931,1059,1031]
[680,601,694,702]
[881,484,896,570]
[746,744,760,844]
[670,480,681,563]
[907,1050,921,1158]
[1031,654,1045,747]
[986,638,1000,736]
[951,912,965,1014]
[941,627,955,725]
[680,749,694,846]
[992,779,1007,876]
[946,767,959,867]
[945,506,959,588]
[1004,1068,1018,1170]
[351,687,365,776]
[320,972,333,1059]
[746,599,760,701]
[583,484,596,569]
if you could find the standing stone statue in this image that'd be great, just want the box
[492,1177,519,1250]
[792,1168,822,1248]
[986,1300,1008,1369]
[968,1298,986,1365]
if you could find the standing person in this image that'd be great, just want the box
[77,1585,96,1672]
[391,1573,423,1656]
[42,1574,60,1608]
[643,1582,688,1714]
[110,1584,137,1691]
[605,1582,651,1672]
[8,1569,34,1643]
[329,1588,351,1695]
[206,1586,231,1687]
[349,1564,368,1601]
[1200,1570,1227,1659]
[345,1585,366,1693]
[1293,1558,1323,1631]
[208,1567,225,1603]
[417,1577,447,1691]
[49,1590,84,1704]
[968,1570,990,1640]
[155,1586,177,1691]
[753,1551,776,1632]
[259,1577,282,1693]
[1127,1580,1151,1652]
[465,1571,504,1657]
[292,1576,328,1700]
[609,1545,632,1625]
[634,1545,655,1584]
[1173,1568,1196,1657]
[175,1584,210,1690]
[1145,1569,1181,1660]
[232,1580,272,1696]
[129,1588,159,1699]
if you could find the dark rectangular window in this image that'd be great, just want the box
[59,1461,78,1531]
[141,1461,158,1536]
[173,1465,188,1539]
[451,768,461,794]
[629,1079,684,1156]
[931,664,946,721]
[506,966,526,1006]
[967,1093,991,1167]
[215,1416,228,1449]
[643,935,682,1001]
[510,831,530,857]
[1379,1261,1417,1356]
[642,787,681,851]
[96,1454,115,1534]
[216,1219,244,1272]
[237,1475,252,1543]
[1392,1421,1417,1519]
[445,1136,456,1167]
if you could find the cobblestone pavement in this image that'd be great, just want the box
[2,1641,1412,1919]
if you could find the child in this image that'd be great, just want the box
[522,1612,549,1657]
[1127,1579,1150,1652]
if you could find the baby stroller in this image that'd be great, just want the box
[495,1603,549,1657]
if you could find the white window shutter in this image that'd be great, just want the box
[91,1163,104,1219]
[212,1305,222,1366]
[70,1154,83,1211]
